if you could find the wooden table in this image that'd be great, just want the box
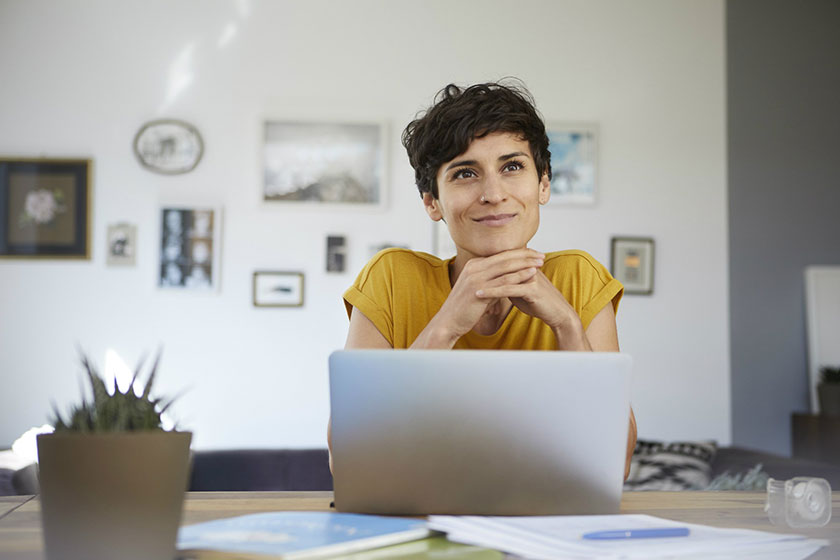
[1,491,839,559]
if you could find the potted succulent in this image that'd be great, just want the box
[818,366,840,416]
[36,351,192,560]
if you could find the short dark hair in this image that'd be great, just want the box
[401,80,552,199]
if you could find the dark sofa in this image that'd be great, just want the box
[712,447,840,488]
[0,448,333,496]
[3,446,839,496]
[189,448,333,491]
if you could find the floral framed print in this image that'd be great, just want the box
[158,206,222,290]
[263,121,385,207]
[611,237,655,295]
[253,271,304,307]
[0,158,91,259]
[546,123,598,206]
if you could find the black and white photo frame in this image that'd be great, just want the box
[326,235,347,273]
[158,206,222,290]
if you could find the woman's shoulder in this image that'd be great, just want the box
[544,248,601,265]
[543,250,613,283]
[357,248,448,282]
[368,247,447,268]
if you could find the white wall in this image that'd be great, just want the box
[0,0,728,449]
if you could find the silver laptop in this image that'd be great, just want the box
[328,350,632,516]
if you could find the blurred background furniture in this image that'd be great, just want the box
[792,413,840,467]
[6,446,840,497]
[188,448,333,491]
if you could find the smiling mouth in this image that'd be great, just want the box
[474,213,517,226]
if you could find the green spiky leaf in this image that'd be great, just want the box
[51,348,180,433]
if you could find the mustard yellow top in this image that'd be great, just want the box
[343,248,623,349]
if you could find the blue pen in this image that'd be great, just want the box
[583,527,690,540]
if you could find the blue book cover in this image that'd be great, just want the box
[177,512,431,559]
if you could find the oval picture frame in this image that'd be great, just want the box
[133,119,204,175]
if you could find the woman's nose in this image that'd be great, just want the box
[479,175,507,204]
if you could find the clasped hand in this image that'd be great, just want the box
[435,248,578,340]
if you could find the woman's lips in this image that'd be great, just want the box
[474,213,516,226]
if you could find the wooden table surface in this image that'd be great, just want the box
[1,491,838,559]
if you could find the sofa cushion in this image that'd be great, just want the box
[624,439,717,491]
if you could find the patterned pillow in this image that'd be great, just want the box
[624,439,717,491]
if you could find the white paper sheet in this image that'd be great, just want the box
[427,514,828,560]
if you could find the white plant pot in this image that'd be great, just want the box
[37,431,192,560]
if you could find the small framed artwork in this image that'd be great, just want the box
[611,237,655,295]
[159,206,222,290]
[263,121,385,207]
[546,123,598,206]
[133,119,204,175]
[106,223,137,266]
[0,158,91,259]
[253,271,304,307]
[326,235,346,273]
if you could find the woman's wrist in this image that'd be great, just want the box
[550,313,590,351]
[411,315,462,349]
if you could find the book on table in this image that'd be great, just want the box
[176,511,432,559]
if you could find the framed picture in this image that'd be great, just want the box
[253,271,304,307]
[326,235,346,273]
[546,123,598,206]
[611,237,655,295]
[133,119,204,175]
[0,158,91,259]
[106,223,137,266]
[263,121,384,206]
[159,206,222,290]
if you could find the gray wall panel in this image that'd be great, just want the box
[728,0,840,455]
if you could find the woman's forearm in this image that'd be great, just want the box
[551,314,593,351]
[409,314,461,349]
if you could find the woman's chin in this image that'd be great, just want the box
[457,241,527,258]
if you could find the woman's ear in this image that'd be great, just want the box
[423,192,444,221]
[538,173,551,205]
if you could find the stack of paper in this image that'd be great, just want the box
[428,514,828,560]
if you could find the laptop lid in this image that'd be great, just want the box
[329,350,632,516]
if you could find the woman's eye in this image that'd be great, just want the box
[503,161,524,172]
[453,169,475,180]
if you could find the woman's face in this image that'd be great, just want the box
[424,132,550,260]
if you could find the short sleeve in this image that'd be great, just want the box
[544,251,624,331]
[343,251,395,344]
[580,276,623,330]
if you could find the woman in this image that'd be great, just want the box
[333,81,636,477]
